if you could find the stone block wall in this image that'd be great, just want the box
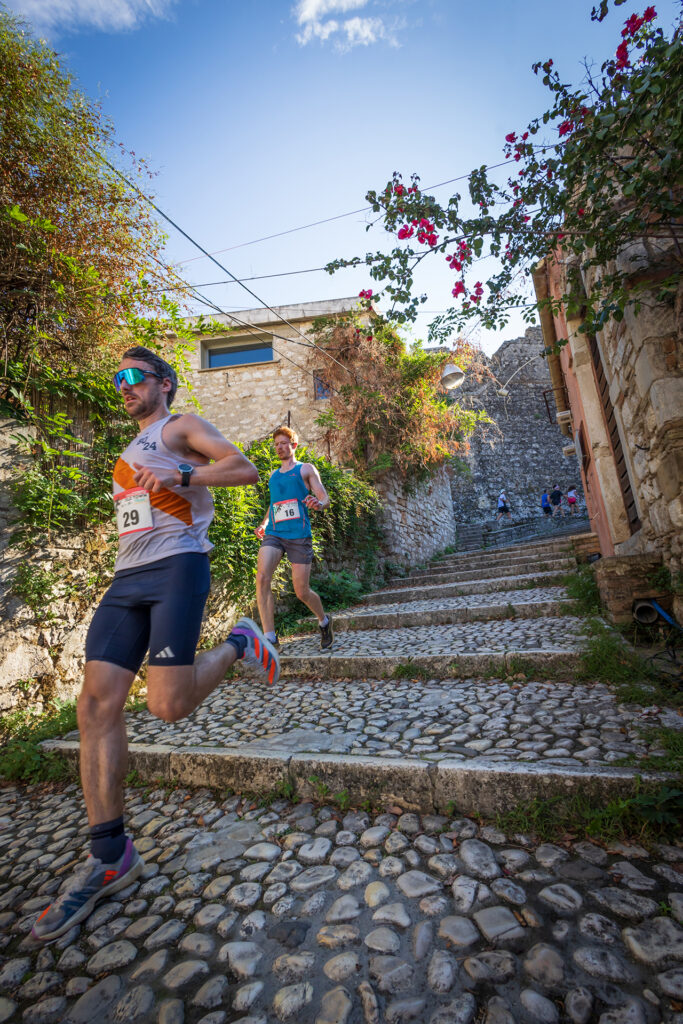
[582,263,683,620]
[594,553,672,624]
[452,327,584,524]
[375,467,456,567]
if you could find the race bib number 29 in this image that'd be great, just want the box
[273,498,300,524]
[114,487,154,536]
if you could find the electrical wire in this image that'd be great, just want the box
[89,147,367,382]
[176,158,518,266]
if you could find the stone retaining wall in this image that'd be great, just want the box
[375,466,456,567]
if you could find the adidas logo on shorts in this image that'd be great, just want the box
[154,646,175,659]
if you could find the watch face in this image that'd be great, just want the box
[178,463,193,472]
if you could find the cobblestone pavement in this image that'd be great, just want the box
[280,617,586,659]
[98,679,677,769]
[339,587,568,619]
[1,783,682,1024]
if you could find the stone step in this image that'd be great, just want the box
[445,534,588,563]
[326,588,569,631]
[435,546,574,570]
[43,736,665,818]
[386,556,575,588]
[363,569,573,605]
[403,554,575,581]
[276,617,586,681]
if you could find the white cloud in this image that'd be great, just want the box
[8,0,178,35]
[293,0,402,51]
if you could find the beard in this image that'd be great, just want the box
[123,383,165,421]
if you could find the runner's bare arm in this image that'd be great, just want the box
[301,463,330,510]
[133,415,258,492]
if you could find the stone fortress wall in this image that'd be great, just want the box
[452,327,584,523]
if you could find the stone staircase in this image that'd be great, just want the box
[46,531,671,816]
[279,536,583,681]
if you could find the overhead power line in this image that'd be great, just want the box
[176,159,517,266]
[91,148,361,381]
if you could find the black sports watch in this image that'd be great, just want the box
[178,463,194,487]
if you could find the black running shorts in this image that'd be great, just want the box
[261,535,314,564]
[86,553,210,673]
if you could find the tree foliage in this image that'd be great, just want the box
[326,3,682,343]
[309,308,488,483]
[0,10,180,403]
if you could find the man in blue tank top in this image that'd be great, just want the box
[255,426,334,650]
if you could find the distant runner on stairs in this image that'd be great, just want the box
[255,426,334,651]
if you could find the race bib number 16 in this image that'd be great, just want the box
[272,498,300,524]
[114,487,154,536]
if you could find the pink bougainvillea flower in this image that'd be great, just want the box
[452,281,466,297]
[615,40,630,68]
[397,225,414,240]
[577,208,585,217]
[521,131,529,141]
[394,184,404,196]
[643,6,656,20]
[426,233,439,246]
[558,120,574,137]
[358,289,373,300]
[505,132,516,143]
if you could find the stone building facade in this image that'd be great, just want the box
[451,327,583,523]
[174,297,368,449]
[534,251,683,619]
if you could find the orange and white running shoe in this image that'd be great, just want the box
[229,617,280,685]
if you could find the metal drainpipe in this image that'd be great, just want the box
[531,259,572,436]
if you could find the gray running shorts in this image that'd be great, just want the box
[261,535,313,564]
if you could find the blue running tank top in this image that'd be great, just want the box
[265,463,312,539]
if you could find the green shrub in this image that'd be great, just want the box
[11,563,60,616]
[563,566,601,616]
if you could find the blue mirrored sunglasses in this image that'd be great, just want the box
[113,367,161,391]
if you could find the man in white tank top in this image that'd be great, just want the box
[32,346,280,943]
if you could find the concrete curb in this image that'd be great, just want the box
[42,739,667,818]
[274,648,583,680]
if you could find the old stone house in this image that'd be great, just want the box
[174,297,370,449]
[533,255,683,621]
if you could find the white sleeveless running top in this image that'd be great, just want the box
[113,414,214,572]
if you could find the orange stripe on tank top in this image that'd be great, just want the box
[113,458,193,526]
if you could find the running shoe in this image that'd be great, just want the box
[319,616,334,651]
[31,837,143,942]
[229,617,280,685]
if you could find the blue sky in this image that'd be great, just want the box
[8,0,681,353]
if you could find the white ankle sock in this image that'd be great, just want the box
[319,615,329,628]
[265,631,277,643]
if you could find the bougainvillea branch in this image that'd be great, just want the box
[326,3,682,345]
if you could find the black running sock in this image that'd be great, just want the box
[90,815,126,864]
[225,634,248,658]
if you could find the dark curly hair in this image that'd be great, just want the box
[122,346,178,405]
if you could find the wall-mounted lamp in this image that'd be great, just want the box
[440,363,465,390]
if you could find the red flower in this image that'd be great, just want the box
[577,208,585,217]
[615,40,630,68]
[505,132,516,143]
[521,132,529,141]
[558,120,574,137]
[358,289,373,300]
[426,233,439,246]
[397,225,414,240]
[394,184,404,196]
[557,232,565,240]
[624,13,644,35]
[452,281,466,297]
[514,152,521,162]
[643,5,656,20]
